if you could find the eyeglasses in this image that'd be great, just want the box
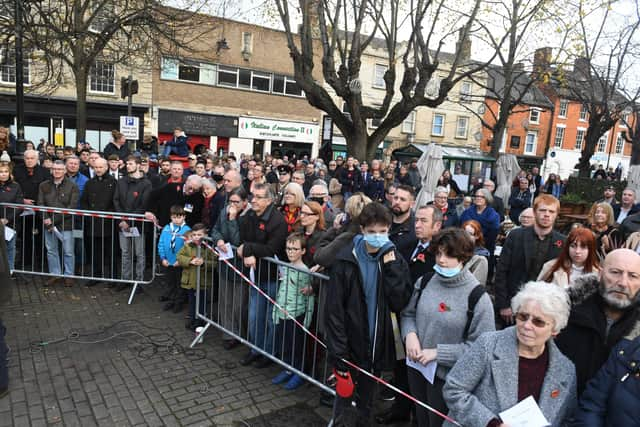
[434,196,447,200]
[515,312,550,328]
[300,211,317,216]
[285,247,302,252]
[473,195,485,199]
[309,194,328,198]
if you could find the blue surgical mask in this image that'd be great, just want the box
[363,233,390,248]
[434,264,462,278]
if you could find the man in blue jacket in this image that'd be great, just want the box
[162,127,190,157]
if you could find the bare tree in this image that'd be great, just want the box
[272,0,498,161]
[4,0,219,144]
[557,0,640,178]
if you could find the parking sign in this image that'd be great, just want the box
[120,116,139,140]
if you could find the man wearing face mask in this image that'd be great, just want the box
[325,202,413,426]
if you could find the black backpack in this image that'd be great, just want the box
[414,272,486,341]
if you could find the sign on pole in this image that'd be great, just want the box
[119,116,139,140]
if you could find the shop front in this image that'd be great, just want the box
[157,109,238,155]
[236,116,319,159]
[0,94,147,151]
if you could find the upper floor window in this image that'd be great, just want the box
[529,108,540,124]
[89,60,114,94]
[554,126,565,148]
[615,132,624,154]
[0,47,30,85]
[272,74,303,96]
[459,81,472,103]
[373,64,387,88]
[575,129,586,150]
[161,58,216,85]
[402,111,416,134]
[597,133,608,152]
[432,113,445,136]
[455,116,469,138]
[558,99,568,118]
[524,131,538,154]
[579,105,588,121]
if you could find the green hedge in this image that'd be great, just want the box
[562,177,627,204]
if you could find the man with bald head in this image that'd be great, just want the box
[183,175,204,227]
[556,248,640,394]
[80,157,117,286]
[223,169,242,196]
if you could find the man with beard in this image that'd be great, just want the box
[556,249,640,394]
[389,184,416,259]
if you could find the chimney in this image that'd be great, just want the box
[532,47,552,78]
[456,28,472,61]
[574,57,590,77]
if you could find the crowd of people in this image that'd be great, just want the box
[0,126,640,426]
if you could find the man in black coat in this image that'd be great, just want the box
[556,249,640,394]
[377,205,442,425]
[483,179,505,222]
[326,202,412,426]
[237,183,288,368]
[389,185,416,258]
[0,222,11,398]
[12,149,50,268]
[494,194,565,325]
[612,188,640,224]
[146,161,185,227]
[79,157,117,286]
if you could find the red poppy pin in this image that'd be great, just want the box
[438,302,450,312]
[416,253,425,263]
[555,240,563,248]
[176,185,181,192]
[259,223,265,231]
[550,389,560,398]
[133,191,139,198]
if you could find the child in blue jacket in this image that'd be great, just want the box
[158,205,191,312]
[162,127,190,157]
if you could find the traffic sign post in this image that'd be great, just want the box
[119,116,139,141]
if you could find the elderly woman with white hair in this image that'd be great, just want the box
[460,187,501,252]
[442,281,577,427]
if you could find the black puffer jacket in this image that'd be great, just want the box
[325,239,413,372]
[555,273,640,395]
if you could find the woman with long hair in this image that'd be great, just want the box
[437,170,462,197]
[280,182,305,233]
[537,226,600,288]
[462,220,490,286]
[588,202,619,255]
[0,162,24,271]
[299,200,326,267]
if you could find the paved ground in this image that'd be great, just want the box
[0,273,334,426]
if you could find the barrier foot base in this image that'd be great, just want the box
[189,323,210,348]
[127,283,138,305]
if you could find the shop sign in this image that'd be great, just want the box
[238,117,318,144]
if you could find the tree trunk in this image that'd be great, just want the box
[74,67,88,146]
[577,127,601,178]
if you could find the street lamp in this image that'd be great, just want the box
[14,0,26,158]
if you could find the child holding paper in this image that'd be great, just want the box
[158,205,190,312]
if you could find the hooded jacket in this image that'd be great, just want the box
[324,238,413,372]
[555,273,640,395]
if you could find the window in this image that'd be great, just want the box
[510,135,521,148]
[242,32,253,54]
[238,68,251,89]
[529,108,540,124]
[218,65,239,87]
[459,81,472,103]
[161,57,216,85]
[615,132,624,154]
[402,111,416,134]
[431,113,445,136]
[455,116,469,138]
[89,1,115,33]
[597,133,608,152]
[558,99,568,117]
[273,74,303,96]
[373,64,387,88]
[0,47,30,85]
[554,126,565,148]
[89,60,114,93]
[620,112,630,127]
[525,131,538,154]
[251,71,270,92]
[579,105,588,121]
[575,129,586,150]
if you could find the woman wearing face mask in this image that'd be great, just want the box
[402,228,496,427]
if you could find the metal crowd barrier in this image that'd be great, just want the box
[191,238,334,394]
[0,202,157,304]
